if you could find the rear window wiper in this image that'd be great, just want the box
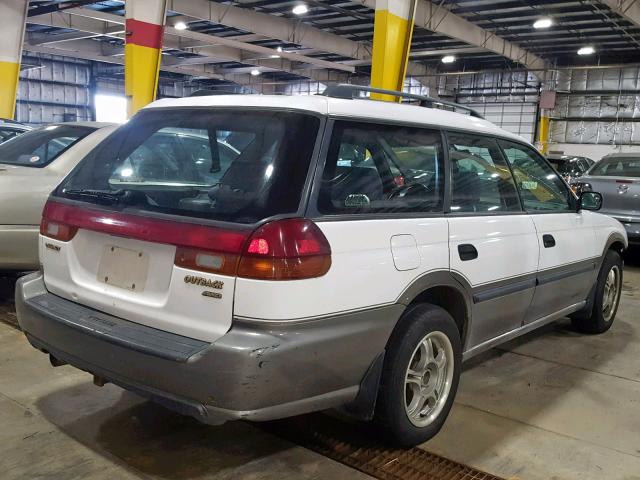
[62,188,147,206]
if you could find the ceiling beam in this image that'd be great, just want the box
[166,0,372,60]
[599,1,640,25]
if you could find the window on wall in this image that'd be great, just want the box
[318,121,444,214]
[499,140,573,211]
[448,133,521,213]
[95,94,127,123]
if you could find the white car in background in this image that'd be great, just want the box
[0,119,31,144]
[0,122,116,271]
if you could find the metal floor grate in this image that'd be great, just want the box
[263,413,504,480]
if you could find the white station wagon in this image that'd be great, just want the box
[16,86,627,446]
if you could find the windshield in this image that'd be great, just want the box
[56,108,320,224]
[549,157,582,176]
[0,125,94,167]
[589,157,640,177]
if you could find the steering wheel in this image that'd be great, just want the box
[387,182,432,200]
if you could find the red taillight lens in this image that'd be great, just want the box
[40,201,330,280]
[40,215,78,242]
[238,218,331,280]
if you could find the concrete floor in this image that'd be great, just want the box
[1,252,639,480]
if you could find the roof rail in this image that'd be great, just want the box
[320,84,484,119]
[188,89,240,97]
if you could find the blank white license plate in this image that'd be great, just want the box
[97,245,149,292]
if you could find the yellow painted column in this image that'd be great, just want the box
[370,0,417,102]
[0,1,28,119]
[538,114,550,155]
[125,0,168,117]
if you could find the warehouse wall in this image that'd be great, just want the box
[547,67,640,160]
[16,53,93,125]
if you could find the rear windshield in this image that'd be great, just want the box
[56,109,320,224]
[0,125,94,167]
[548,158,584,176]
[589,158,640,177]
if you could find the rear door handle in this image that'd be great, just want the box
[458,244,478,261]
[543,234,556,248]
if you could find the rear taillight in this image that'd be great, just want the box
[40,201,331,280]
[238,218,331,280]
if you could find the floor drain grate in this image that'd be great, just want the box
[262,413,505,480]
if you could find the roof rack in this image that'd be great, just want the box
[188,89,240,97]
[320,84,484,119]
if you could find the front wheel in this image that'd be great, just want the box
[374,304,461,447]
[572,250,623,334]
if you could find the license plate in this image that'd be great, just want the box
[97,245,149,292]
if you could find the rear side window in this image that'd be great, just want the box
[318,121,444,214]
[58,109,320,224]
[448,133,521,213]
[0,125,94,168]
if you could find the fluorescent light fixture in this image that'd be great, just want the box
[577,46,595,55]
[533,18,552,29]
[441,55,456,64]
[250,69,261,76]
[292,4,308,15]
[174,21,188,31]
[270,54,281,58]
[277,46,283,53]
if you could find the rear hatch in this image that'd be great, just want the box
[580,157,640,220]
[41,107,321,342]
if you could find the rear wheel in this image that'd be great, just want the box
[374,304,461,447]
[572,250,623,334]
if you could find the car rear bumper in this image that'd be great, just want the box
[16,272,401,424]
[0,225,39,271]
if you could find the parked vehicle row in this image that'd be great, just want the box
[4,86,628,447]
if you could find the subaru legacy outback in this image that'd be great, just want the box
[16,86,626,447]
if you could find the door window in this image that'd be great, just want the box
[499,140,574,211]
[448,133,521,213]
[318,121,444,214]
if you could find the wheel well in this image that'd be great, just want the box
[409,286,468,344]
[609,241,625,255]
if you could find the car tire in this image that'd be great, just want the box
[374,303,461,448]
[572,249,623,334]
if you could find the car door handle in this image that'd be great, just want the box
[543,234,556,248]
[458,244,478,261]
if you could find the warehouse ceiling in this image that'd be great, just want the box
[23,0,640,89]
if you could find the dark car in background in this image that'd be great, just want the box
[547,154,594,183]
[0,119,31,144]
[572,153,640,244]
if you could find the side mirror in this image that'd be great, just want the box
[579,191,603,211]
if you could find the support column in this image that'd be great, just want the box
[370,0,417,102]
[125,0,168,117]
[538,114,550,155]
[0,1,28,119]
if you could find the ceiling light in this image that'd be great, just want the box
[174,21,188,31]
[577,46,595,55]
[277,46,283,52]
[533,18,552,29]
[292,4,308,15]
[441,55,456,64]
[270,54,281,58]
[250,69,261,76]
